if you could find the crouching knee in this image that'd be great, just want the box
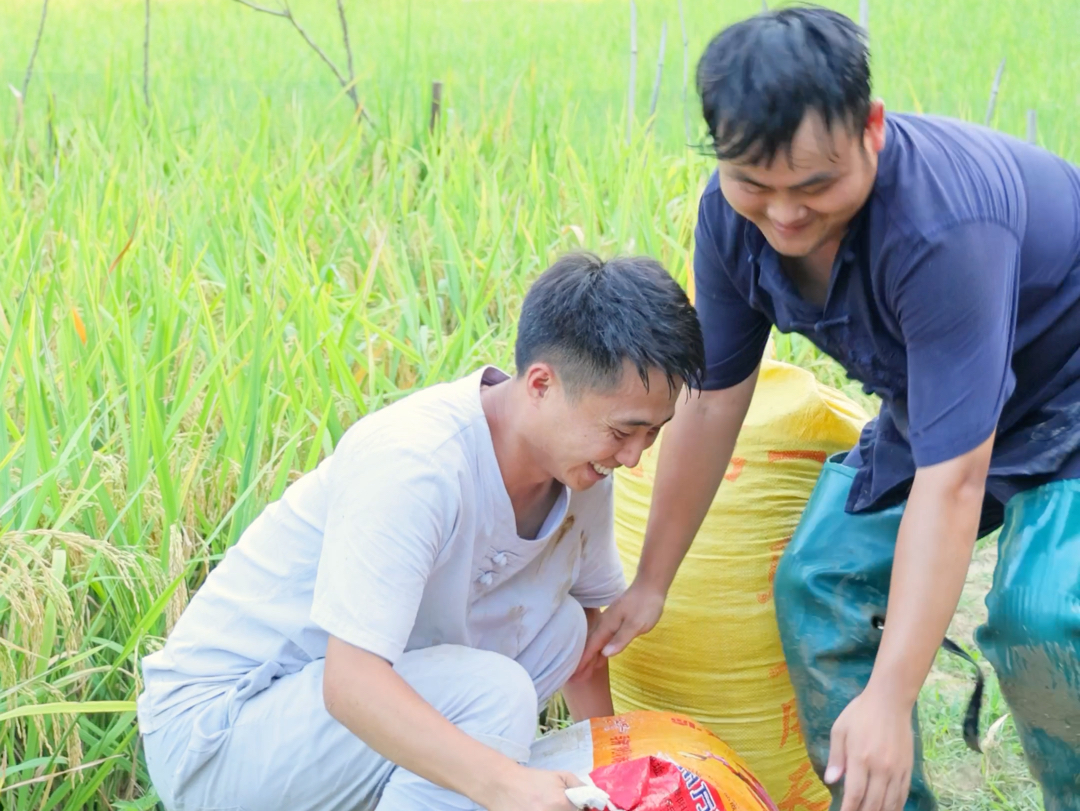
[401,646,538,762]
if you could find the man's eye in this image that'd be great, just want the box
[612,429,630,440]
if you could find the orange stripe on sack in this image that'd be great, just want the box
[768,662,788,679]
[725,457,746,482]
[757,537,792,604]
[778,763,830,811]
[767,450,827,464]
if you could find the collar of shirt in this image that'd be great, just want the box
[744,203,870,336]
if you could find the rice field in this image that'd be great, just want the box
[2,0,1077,807]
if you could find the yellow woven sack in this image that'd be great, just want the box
[610,359,868,811]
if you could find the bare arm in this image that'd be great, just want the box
[576,367,759,671]
[561,608,614,720]
[636,366,760,594]
[825,434,993,811]
[323,637,579,811]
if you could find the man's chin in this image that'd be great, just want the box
[763,225,829,258]
[561,466,603,492]
[768,235,818,258]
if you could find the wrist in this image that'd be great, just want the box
[865,666,921,712]
[632,563,672,598]
[469,757,524,808]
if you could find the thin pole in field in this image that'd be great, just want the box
[762,0,768,12]
[1027,109,1038,144]
[628,0,638,145]
[984,57,1006,126]
[859,0,869,33]
[430,81,443,133]
[143,0,151,108]
[13,0,50,126]
[679,0,691,144]
[231,0,373,124]
[336,0,358,116]
[647,21,668,133]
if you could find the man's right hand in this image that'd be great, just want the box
[571,579,667,681]
[481,764,583,811]
[570,378,760,684]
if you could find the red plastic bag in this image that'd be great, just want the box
[591,756,724,811]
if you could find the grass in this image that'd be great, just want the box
[1,0,1077,807]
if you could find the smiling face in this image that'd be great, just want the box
[717,102,886,259]
[525,360,681,491]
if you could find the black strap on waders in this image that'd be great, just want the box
[871,616,985,753]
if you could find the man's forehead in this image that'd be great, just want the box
[727,115,857,173]
[603,395,679,427]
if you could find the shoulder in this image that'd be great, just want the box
[695,170,754,273]
[330,374,485,479]
[876,114,1027,242]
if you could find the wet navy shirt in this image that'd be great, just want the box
[694,113,1080,516]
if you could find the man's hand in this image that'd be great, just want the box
[572,580,666,680]
[574,374,758,682]
[822,434,993,811]
[824,685,914,811]
[481,764,582,811]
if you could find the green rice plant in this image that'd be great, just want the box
[1,0,1074,807]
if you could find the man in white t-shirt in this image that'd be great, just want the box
[137,252,705,811]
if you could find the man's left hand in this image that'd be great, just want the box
[824,684,914,811]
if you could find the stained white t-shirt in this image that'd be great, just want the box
[137,367,625,733]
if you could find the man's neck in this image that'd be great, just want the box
[480,381,561,522]
[781,235,842,308]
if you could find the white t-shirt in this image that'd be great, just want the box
[138,367,625,732]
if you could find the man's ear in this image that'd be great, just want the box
[523,362,557,403]
[865,98,886,154]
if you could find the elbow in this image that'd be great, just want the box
[918,435,994,514]
[322,658,344,722]
[322,636,391,724]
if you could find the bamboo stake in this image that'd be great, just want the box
[627,1,637,144]
[984,57,1006,126]
[430,80,443,133]
[143,0,151,107]
[647,21,668,132]
[679,0,690,144]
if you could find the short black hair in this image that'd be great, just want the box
[515,253,705,396]
[696,5,870,165]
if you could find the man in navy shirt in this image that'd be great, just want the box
[579,7,1080,811]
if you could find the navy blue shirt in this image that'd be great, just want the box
[694,113,1080,516]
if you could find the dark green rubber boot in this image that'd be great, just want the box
[976,480,1080,811]
[774,462,936,811]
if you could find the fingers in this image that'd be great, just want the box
[827,725,859,811]
[838,761,866,811]
[856,770,886,811]
[600,620,641,658]
[898,770,912,811]
[824,724,846,787]
[881,775,904,811]
[560,771,585,788]
[573,611,620,679]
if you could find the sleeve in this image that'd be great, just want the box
[693,190,772,390]
[892,221,1020,467]
[310,434,458,664]
[568,478,626,608]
